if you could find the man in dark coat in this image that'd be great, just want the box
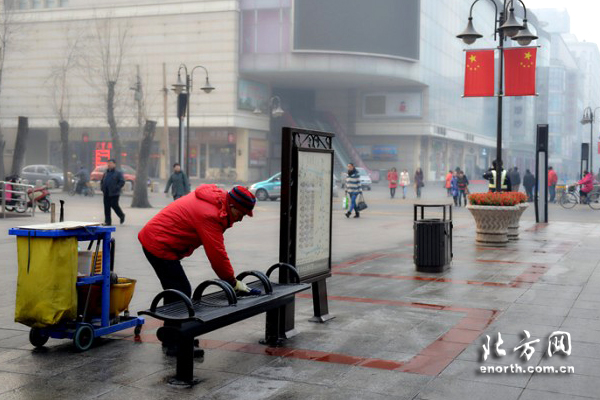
[509,167,521,192]
[101,159,126,225]
[523,169,535,202]
[74,164,90,194]
[164,163,190,200]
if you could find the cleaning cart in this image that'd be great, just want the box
[9,221,144,351]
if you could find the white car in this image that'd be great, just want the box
[341,167,372,190]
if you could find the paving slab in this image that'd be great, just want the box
[0,186,597,399]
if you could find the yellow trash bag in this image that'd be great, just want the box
[15,236,78,328]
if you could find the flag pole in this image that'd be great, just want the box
[495,3,506,193]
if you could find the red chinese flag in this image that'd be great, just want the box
[504,47,537,96]
[464,50,495,97]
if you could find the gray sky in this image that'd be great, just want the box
[525,0,599,44]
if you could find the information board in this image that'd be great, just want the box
[294,149,333,279]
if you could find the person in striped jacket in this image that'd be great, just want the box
[345,163,362,218]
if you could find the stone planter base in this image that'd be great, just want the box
[467,205,519,247]
[508,203,529,240]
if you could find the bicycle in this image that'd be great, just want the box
[559,184,600,210]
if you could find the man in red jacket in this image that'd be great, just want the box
[548,166,558,203]
[138,184,259,303]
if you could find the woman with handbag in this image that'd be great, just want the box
[414,168,424,199]
[345,163,362,218]
[400,169,410,199]
[387,167,399,198]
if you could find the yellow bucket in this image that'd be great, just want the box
[78,278,136,317]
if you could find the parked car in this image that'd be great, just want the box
[249,173,281,201]
[341,167,372,190]
[249,172,339,201]
[21,165,64,188]
[90,165,136,187]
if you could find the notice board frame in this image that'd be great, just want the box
[267,127,335,344]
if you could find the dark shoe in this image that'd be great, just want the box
[354,212,360,218]
[120,214,125,225]
[104,222,111,226]
[345,212,351,218]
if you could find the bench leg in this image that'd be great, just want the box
[309,279,335,323]
[169,335,200,387]
[263,302,297,346]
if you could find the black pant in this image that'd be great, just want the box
[390,187,396,198]
[103,194,124,225]
[143,247,191,304]
[459,190,468,206]
[525,187,533,202]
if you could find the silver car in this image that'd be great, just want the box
[21,165,64,188]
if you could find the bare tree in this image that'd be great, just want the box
[0,1,19,179]
[131,120,156,208]
[130,64,160,208]
[82,16,132,167]
[11,116,28,176]
[49,30,82,192]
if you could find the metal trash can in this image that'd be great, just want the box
[414,204,452,273]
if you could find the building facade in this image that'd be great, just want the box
[0,0,592,184]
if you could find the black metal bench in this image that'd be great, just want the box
[139,263,309,386]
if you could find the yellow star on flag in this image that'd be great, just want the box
[469,55,477,63]
[524,52,532,60]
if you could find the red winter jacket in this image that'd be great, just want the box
[578,173,594,194]
[138,184,236,283]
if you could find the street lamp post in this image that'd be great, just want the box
[580,106,599,175]
[457,0,537,192]
[253,96,285,176]
[171,64,215,176]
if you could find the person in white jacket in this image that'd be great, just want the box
[399,169,410,199]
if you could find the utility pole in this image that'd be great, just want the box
[161,63,170,179]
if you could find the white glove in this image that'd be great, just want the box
[233,280,261,296]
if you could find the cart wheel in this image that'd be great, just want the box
[29,328,49,347]
[73,324,95,352]
[134,325,142,336]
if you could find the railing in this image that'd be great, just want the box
[0,181,36,218]
[318,111,379,182]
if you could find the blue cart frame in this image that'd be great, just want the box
[9,225,144,351]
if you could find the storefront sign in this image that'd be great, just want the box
[363,92,422,118]
[238,79,270,112]
[354,144,398,161]
[95,142,112,167]
[249,138,268,166]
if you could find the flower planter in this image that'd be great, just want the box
[507,203,529,240]
[467,205,519,246]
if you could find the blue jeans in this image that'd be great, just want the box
[549,185,556,202]
[347,193,358,213]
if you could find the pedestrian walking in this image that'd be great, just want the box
[164,163,190,201]
[445,170,453,197]
[457,170,469,206]
[387,167,398,198]
[509,167,521,192]
[400,169,410,199]
[345,163,362,218]
[414,168,424,199]
[451,172,460,206]
[523,169,535,202]
[548,166,558,203]
[100,159,126,225]
[138,184,258,356]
